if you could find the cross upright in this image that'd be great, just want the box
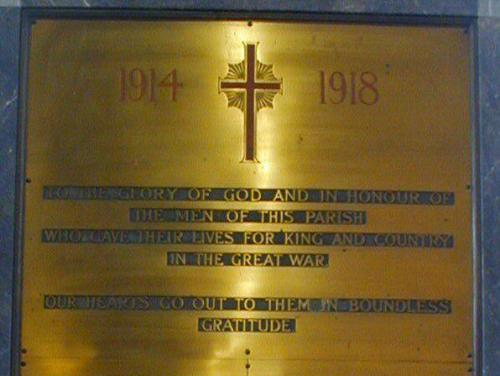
[219,43,283,162]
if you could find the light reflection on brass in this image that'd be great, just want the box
[22,19,472,375]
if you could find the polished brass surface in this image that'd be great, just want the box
[22,20,472,375]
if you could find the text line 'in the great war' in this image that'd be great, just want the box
[167,252,329,267]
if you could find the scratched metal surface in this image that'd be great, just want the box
[18,20,474,375]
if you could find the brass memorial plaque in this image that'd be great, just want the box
[22,19,473,375]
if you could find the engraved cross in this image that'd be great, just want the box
[219,44,283,162]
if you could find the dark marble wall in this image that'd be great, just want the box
[478,14,500,375]
[479,0,500,16]
[0,6,20,376]
[19,0,478,16]
[0,1,498,375]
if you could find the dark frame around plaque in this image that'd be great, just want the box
[10,7,482,376]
